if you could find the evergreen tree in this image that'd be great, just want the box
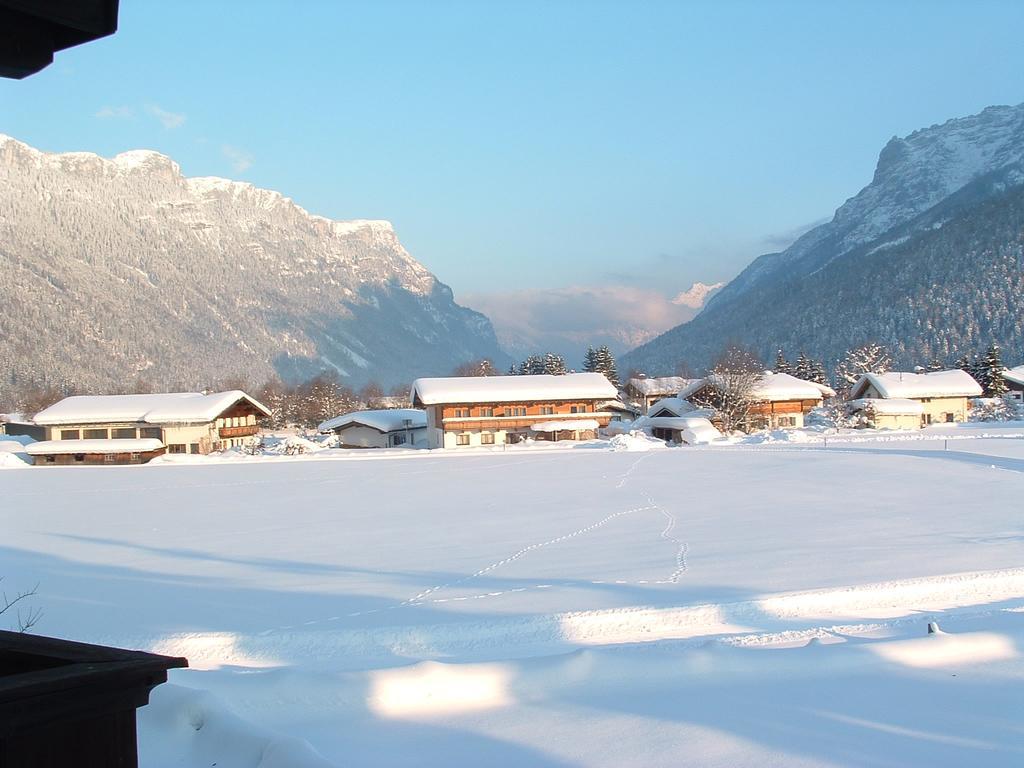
[543,352,567,375]
[591,345,620,387]
[979,342,1008,396]
[773,350,791,375]
[926,358,945,372]
[808,359,830,387]
[582,346,598,373]
[793,352,813,381]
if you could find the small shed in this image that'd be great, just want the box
[26,438,166,466]
[318,408,427,448]
[0,630,186,767]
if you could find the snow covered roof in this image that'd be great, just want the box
[643,416,717,430]
[32,391,271,426]
[26,438,164,455]
[598,399,640,414]
[752,372,835,400]
[319,409,426,434]
[849,370,983,400]
[411,374,617,406]
[1002,365,1024,387]
[529,419,600,432]
[646,397,699,418]
[678,372,834,403]
[847,398,925,416]
[626,377,694,396]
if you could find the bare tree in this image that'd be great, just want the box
[1,578,42,633]
[692,346,764,433]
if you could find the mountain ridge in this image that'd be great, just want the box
[0,135,505,399]
[622,102,1024,375]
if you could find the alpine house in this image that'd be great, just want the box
[410,373,618,449]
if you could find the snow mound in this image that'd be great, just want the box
[742,429,817,445]
[0,451,30,468]
[139,685,335,768]
[608,431,666,452]
[680,420,722,445]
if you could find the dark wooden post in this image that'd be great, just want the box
[0,630,187,768]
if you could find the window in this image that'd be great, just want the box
[74,454,85,462]
[104,453,116,463]
[456,433,470,446]
[189,443,200,454]
[777,416,797,428]
[60,429,80,440]
[140,427,162,439]
[45,455,55,463]
[481,432,495,445]
[945,413,955,423]
[112,428,135,439]
[168,444,187,454]
[392,433,407,446]
[480,408,494,417]
[83,428,107,439]
[541,406,554,415]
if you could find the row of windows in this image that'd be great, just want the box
[60,427,162,440]
[447,404,590,418]
[215,415,257,428]
[455,432,500,446]
[167,444,201,454]
[43,452,144,463]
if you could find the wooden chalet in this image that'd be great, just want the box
[680,372,835,432]
[28,390,271,464]
[410,373,618,449]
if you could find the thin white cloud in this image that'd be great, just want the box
[221,144,254,173]
[145,104,186,129]
[94,105,135,119]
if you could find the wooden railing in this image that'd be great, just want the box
[218,425,259,438]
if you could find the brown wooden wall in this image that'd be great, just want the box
[440,400,597,419]
[34,449,166,466]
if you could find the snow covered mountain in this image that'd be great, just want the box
[622,102,1024,375]
[0,135,505,397]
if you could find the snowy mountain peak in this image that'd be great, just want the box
[708,101,1024,310]
[0,135,504,395]
[622,101,1024,376]
[671,281,725,309]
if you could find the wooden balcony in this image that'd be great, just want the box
[218,424,259,439]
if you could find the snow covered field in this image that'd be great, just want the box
[3,427,1024,766]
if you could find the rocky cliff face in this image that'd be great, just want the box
[622,103,1024,375]
[0,135,505,397]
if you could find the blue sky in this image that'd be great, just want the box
[2,0,1023,311]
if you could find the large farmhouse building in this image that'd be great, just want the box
[680,372,834,431]
[848,370,982,428]
[27,390,271,465]
[319,409,428,448]
[410,373,618,449]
